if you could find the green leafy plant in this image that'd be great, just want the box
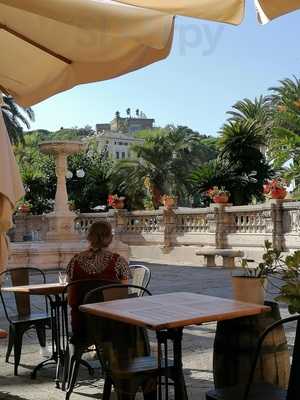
[243,240,300,314]
[240,240,283,278]
[275,251,300,314]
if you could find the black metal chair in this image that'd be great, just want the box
[83,283,176,400]
[129,264,151,297]
[0,267,51,375]
[62,279,115,398]
[206,314,300,400]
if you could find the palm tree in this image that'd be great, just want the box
[227,96,273,139]
[190,121,273,205]
[1,95,35,144]
[110,127,214,208]
[268,77,300,170]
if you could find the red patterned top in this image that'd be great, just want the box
[66,248,130,281]
[66,249,130,335]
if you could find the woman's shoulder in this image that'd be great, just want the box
[102,249,127,262]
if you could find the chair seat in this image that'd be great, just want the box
[206,383,287,400]
[110,355,174,377]
[10,312,50,324]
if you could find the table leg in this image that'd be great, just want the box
[31,294,67,388]
[172,328,188,400]
[156,328,188,400]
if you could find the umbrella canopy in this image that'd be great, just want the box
[0,0,174,106]
[115,0,300,24]
[0,96,24,274]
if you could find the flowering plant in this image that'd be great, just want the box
[206,186,229,199]
[107,194,125,208]
[263,178,288,196]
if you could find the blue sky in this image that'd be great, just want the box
[31,2,300,137]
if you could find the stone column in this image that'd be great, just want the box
[163,208,177,249]
[209,203,234,249]
[39,141,85,241]
[269,199,286,251]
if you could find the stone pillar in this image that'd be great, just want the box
[46,151,77,241]
[163,208,177,249]
[39,141,85,241]
[209,203,234,249]
[109,209,129,261]
[269,199,286,251]
[54,152,70,214]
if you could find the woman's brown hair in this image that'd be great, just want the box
[87,221,113,250]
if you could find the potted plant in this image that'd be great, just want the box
[161,194,176,210]
[275,250,300,314]
[232,241,279,304]
[17,200,32,215]
[263,178,288,200]
[68,200,76,211]
[108,194,125,209]
[207,186,230,204]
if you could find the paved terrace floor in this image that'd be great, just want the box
[0,263,295,400]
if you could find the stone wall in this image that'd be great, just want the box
[9,200,300,267]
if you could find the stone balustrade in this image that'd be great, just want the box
[10,199,300,266]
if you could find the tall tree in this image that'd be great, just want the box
[1,95,35,144]
[110,126,217,208]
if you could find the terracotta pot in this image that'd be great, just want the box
[232,276,267,305]
[270,188,287,200]
[213,194,229,204]
[18,204,30,214]
[112,199,124,209]
[163,197,175,209]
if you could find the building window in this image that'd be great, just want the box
[116,151,119,159]
[122,152,126,159]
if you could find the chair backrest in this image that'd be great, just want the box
[62,279,115,343]
[129,264,151,296]
[83,284,152,369]
[0,267,47,322]
[244,314,300,400]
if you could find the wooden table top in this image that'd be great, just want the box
[80,292,270,331]
[1,282,67,295]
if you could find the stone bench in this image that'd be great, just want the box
[196,248,244,268]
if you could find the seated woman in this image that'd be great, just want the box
[66,221,130,336]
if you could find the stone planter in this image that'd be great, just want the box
[213,194,229,204]
[232,276,267,305]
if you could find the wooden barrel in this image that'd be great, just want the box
[213,301,290,389]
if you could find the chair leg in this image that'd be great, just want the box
[35,323,46,347]
[79,359,94,376]
[13,327,24,376]
[65,358,80,400]
[6,325,14,363]
[62,345,70,391]
[103,376,113,400]
[142,377,157,400]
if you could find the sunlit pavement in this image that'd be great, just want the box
[0,263,294,400]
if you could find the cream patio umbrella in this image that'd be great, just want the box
[115,0,300,24]
[0,96,25,276]
[0,0,174,107]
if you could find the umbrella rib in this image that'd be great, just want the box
[0,84,10,96]
[0,23,72,64]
